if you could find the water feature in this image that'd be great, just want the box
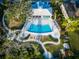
[43,51,53,59]
[28,24,52,33]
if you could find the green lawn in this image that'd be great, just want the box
[44,36,63,53]
[68,32,79,59]
[68,32,79,50]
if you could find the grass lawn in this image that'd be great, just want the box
[68,32,79,50]
[44,36,63,53]
[68,32,79,59]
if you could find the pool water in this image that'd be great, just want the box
[32,1,52,13]
[32,1,50,9]
[28,24,52,33]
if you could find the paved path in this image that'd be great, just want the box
[43,38,60,45]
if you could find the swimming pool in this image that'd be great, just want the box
[27,24,52,33]
[32,1,51,8]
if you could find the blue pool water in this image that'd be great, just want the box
[28,24,52,33]
[32,1,50,8]
[32,1,52,13]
